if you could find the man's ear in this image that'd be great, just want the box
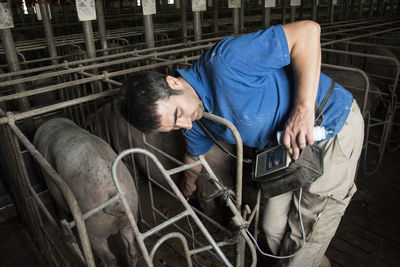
[166,75,184,91]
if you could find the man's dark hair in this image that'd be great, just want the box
[118,71,182,133]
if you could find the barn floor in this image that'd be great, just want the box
[1,145,400,266]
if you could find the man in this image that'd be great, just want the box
[118,21,364,266]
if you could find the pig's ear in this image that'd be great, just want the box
[166,75,184,91]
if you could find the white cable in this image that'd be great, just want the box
[246,187,306,259]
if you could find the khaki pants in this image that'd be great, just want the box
[262,100,364,267]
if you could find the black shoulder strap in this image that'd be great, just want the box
[197,120,253,163]
[196,79,335,163]
[315,79,335,126]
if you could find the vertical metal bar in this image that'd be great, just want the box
[329,0,335,22]
[232,7,240,34]
[95,0,108,56]
[345,0,351,19]
[377,0,385,16]
[311,0,317,21]
[290,4,296,22]
[339,0,344,19]
[7,118,96,266]
[0,117,52,266]
[240,0,245,32]
[358,0,363,18]
[82,21,96,59]
[391,0,396,13]
[299,0,304,19]
[39,1,58,65]
[368,0,374,17]
[282,0,287,24]
[193,11,202,41]
[213,0,219,33]
[0,29,33,134]
[180,0,188,42]
[144,15,155,48]
[263,5,271,29]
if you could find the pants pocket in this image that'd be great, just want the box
[308,183,357,243]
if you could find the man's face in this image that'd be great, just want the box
[155,91,203,132]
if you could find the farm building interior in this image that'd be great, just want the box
[0,0,400,266]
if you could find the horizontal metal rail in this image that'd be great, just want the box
[112,148,234,267]
[4,112,95,267]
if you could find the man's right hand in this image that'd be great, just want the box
[181,178,197,198]
[180,153,203,198]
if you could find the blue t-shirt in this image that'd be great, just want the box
[176,25,353,157]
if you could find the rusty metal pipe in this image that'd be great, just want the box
[193,11,202,41]
[39,1,58,65]
[144,15,155,48]
[82,21,96,59]
[180,0,188,42]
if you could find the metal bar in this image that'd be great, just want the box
[312,0,317,21]
[290,5,296,22]
[165,160,203,176]
[67,195,120,228]
[142,210,191,239]
[193,11,202,41]
[144,15,155,48]
[190,240,236,254]
[96,0,108,56]
[213,0,219,32]
[0,27,33,133]
[112,149,233,267]
[329,0,335,22]
[149,207,231,261]
[321,62,370,116]
[140,142,233,235]
[0,113,52,266]
[263,5,271,28]
[199,156,256,267]
[0,45,212,87]
[28,183,58,227]
[253,189,262,240]
[240,0,245,32]
[282,0,287,24]
[39,1,58,65]
[6,117,95,266]
[321,26,400,46]
[200,113,246,267]
[0,75,103,103]
[368,0,374,17]
[358,0,363,18]
[82,21,97,59]
[150,232,193,267]
[0,90,118,125]
[232,7,240,35]
[202,112,243,211]
[0,38,223,79]
[181,0,188,42]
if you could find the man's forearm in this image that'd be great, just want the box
[183,153,203,197]
[281,21,322,158]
